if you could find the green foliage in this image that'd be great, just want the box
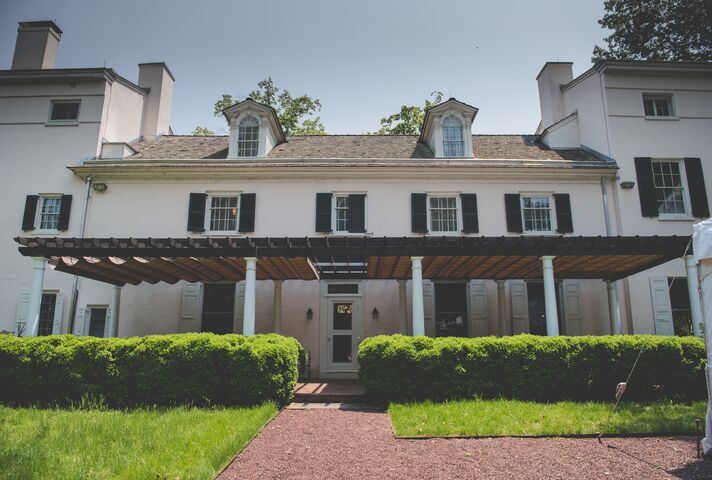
[358,334,706,403]
[213,78,326,135]
[389,399,707,437]
[593,0,712,61]
[191,125,215,136]
[0,333,303,407]
[376,91,443,135]
[0,403,276,480]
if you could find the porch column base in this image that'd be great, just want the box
[25,257,47,337]
[273,280,282,334]
[108,285,121,337]
[243,257,257,336]
[685,255,703,337]
[411,257,425,336]
[607,280,621,335]
[541,256,559,336]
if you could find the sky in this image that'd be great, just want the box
[0,0,608,135]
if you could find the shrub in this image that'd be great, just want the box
[357,334,706,403]
[0,333,303,407]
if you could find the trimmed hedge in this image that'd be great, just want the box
[0,333,303,407]
[358,334,707,403]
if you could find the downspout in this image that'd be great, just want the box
[67,175,92,334]
[601,176,622,334]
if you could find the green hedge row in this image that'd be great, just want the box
[358,335,707,403]
[0,333,303,407]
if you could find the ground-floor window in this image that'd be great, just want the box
[526,282,564,335]
[202,283,235,334]
[88,307,107,337]
[434,283,468,337]
[37,292,57,336]
[668,277,692,336]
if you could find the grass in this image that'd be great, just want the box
[0,402,277,480]
[389,399,707,437]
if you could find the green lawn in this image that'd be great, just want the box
[389,399,706,437]
[0,402,277,480]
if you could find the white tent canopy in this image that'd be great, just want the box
[692,218,712,456]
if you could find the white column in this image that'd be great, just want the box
[541,256,559,336]
[25,257,47,337]
[685,255,703,337]
[398,279,407,334]
[607,280,621,335]
[272,280,282,334]
[497,280,507,336]
[411,257,425,336]
[243,257,257,336]
[108,285,121,337]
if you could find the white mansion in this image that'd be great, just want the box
[2,21,711,377]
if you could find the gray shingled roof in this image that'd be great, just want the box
[126,134,603,163]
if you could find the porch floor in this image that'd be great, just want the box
[293,381,367,403]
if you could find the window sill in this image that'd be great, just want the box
[427,231,463,236]
[45,120,80,126]
[325,232,372,236]
[31,230,61,235]
[521,231,559,236]
[201,232,244,236]
[657,215,694,221]
[644,116,679,121]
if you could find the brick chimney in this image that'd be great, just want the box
[138,63,175,139]
[11,21,63,70]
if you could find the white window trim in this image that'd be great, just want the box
[229,111,267,159]
[642,93,677,120]
[426,193,462,235]
[33,194,62,234]
[442,115,465,158]
[330,192,369,236]
[46,99,81,125]
[652,159,694,221]
[204,192,243,235]
[520,192,557,235]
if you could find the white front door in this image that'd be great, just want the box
[324,297,362,373]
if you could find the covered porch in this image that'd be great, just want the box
[15,235,697,342]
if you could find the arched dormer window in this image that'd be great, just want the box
[237,115,259,157]
[442,115,464,157]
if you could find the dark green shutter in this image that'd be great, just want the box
[238,193,256,232]
[460,194,479,233]
[57,195,72,231]
[504,194,523,233]
[684,158,709,218]
[411,193,428,233]
[634,157,658,217]
[316,193,332,232]
[21,195,38,231]
[553,193,573,233]
[347,194,366,233]
[187,193,207,232]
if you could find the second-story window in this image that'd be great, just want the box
[652,160,687,216]
[429,196,459,233]
[521,195,555,233]
[237,115,259,157]
[49,100,80,122]
[643,94,673,117]
[334,195,350,232]
[442,115,464,157]
[208,195,240,232]
[37,195,62,231]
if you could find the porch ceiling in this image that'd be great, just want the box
[15,235,690,286]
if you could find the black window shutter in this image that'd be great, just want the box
[57,195,72,231]
[553,193,573,233]
[187,193,207,232]
[411,193,428,233]
[21,195,38,231]
[634,157,658,217]
[316,193,332,232]
[460,194,479,233]
[504,194,523,233]
[238,193,256,232]
[347,194,366,233]
[684,158,710,218]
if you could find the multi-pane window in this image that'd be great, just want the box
[429,196,458,232]
[643,95,673,117]
[335,195,349,232]
[49,100,80,121]
[442,115,464,157]
[88,307,107,337]
[38,196,62,230]
[37,293,57,336]
[237,115,259,157]
[209,196,239,232]
[652,160,687,215]
[521,196,553,232]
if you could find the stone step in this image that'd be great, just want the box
[293,381,367,404]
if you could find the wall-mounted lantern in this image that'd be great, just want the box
[93,182,108,192]
[372,308,379,320]
[306,307,313,320]
[620,181,635,190]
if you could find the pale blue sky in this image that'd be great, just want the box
[0,0,607,135]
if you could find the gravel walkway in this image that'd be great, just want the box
[218,408,712,480]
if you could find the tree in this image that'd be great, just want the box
[376,91,443,135]
[191,125,215,136]
[593,0,712,61]
[212,78,326,135]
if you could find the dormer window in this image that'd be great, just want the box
[237,115,259,157]
[442,115,464,157]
